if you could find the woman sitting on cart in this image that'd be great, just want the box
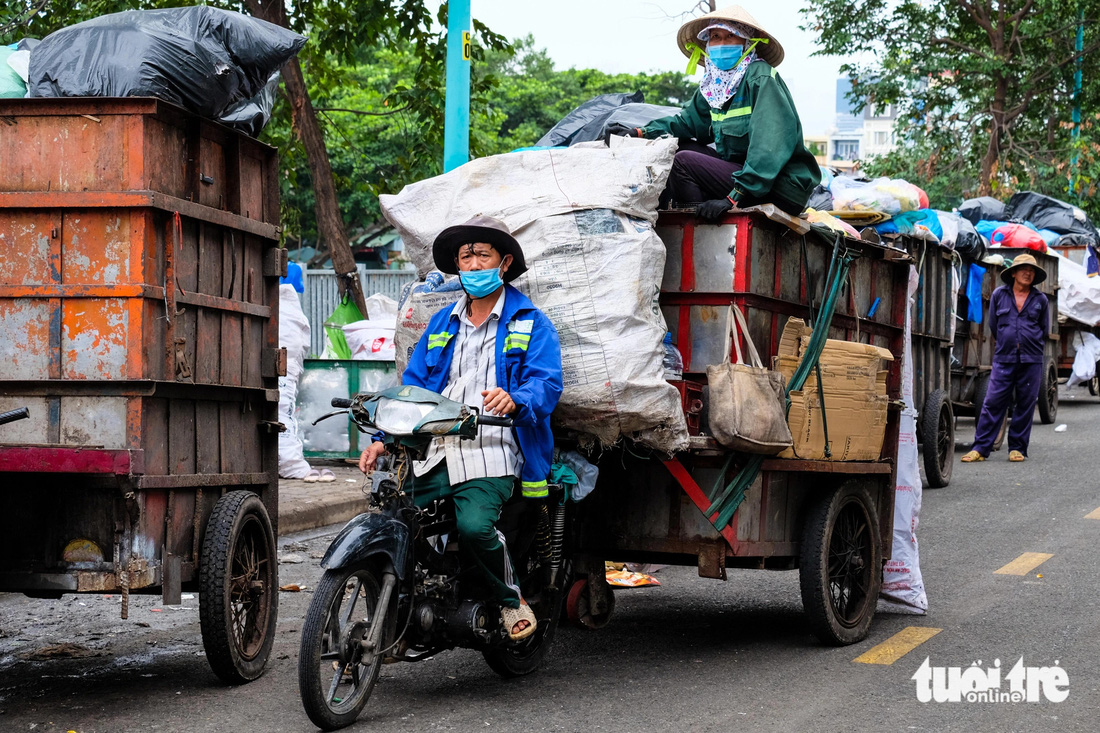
[962,254,1050,463]
[607,5,820,219]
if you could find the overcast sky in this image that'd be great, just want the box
[429,0,842,137]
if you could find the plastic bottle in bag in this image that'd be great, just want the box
[662,333,683,380]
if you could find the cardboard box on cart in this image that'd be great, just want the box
[773,318,894,461]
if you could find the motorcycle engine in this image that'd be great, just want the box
[445,600,492,645]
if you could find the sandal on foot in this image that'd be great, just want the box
[961,450,985,463]
[502,602,537,641]
[1008,450,1026,462]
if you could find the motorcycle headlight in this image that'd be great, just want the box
[372,398,435,435]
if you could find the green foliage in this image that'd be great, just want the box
[804,0,1100,217]
[272,34,694,244]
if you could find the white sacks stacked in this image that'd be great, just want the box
[380,138,689,452]
[278,284,312,479]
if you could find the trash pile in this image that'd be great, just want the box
[13,7,304,136]
[380,137,691,453]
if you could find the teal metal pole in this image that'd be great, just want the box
[1072,7,1083,192]
[443,0,472,173]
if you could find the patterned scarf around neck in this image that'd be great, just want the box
[699,48,759,111]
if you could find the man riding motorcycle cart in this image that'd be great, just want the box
[359,214,563,641]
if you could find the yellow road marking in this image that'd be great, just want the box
[994,552,1054,576]
[853,627,943,665]
[1085,507,1100,520]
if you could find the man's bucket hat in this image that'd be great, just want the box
[432,215,528,282]
[676,5,784,67]
[1000,252,1047,286]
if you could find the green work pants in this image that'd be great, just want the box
[410,463,521,609]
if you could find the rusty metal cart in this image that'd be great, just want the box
[0,98,286,683]
[891,236,955,487]
[1050,244,1100,398]
[950,247,1061,435]
[567,209,909,645]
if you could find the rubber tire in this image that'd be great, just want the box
[971,373,991,416]
[1038,361,1058,424]
[991,413,1010,451]
[799,482,882,646]
[299,566,386,731]
[199,490,278,684]
[1089,371,1099,397]
[565,577,616,630]
[921,389,954,489]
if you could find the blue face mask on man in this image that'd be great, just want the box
[459,266,505,298]
[708,43,745,71]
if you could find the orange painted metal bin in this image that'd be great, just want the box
[0,98,286,683]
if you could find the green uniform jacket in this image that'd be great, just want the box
[642,60,820,208]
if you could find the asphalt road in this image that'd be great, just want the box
[1,385,1098,733]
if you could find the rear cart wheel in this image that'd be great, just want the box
[921,389,954,488]
[799,482,882,646]
[299,565,391,730]
[1038,361,1058,424]
[564,576,616,630]
[199,491,278,684]
[1089,368,1099,397]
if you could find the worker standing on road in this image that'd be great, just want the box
[606,5,820,219]
[962,254,1050,463]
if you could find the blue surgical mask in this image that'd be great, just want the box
[459,267,504,298]
[708,44,745,71]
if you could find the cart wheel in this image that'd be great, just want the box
[565,578,615,630]
[1038,361,1058,424]
[799,482,881,646]
[991,412,1010,451]
[1089,369,1099,397]
[200,490,278,684]
[920,389,954,489]
[972,373,991,416]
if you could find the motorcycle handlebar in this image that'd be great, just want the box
[331,397,353,409]
[0,407,30,426]
[478,414,514,428]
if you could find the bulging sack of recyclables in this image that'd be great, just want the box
[380,138,690,452]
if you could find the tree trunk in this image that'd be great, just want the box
[978,76,1008,197]
[244,0,368,318]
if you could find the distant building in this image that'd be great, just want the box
[824,78,897,169]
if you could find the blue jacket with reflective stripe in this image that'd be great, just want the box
[402,285,563,493]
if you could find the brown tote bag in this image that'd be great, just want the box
[706,305,793,454]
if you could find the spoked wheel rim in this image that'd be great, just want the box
[1048,365,1059,411]
[229,514,273,661]
[936,403,953,470]
[317,571,382,715]
[826,499,873,629]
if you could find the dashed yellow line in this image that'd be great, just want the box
[994,552,1054,576]
[853,627,943,665]
[1085,507,1100,520]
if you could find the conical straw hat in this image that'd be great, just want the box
[677,5,784,67]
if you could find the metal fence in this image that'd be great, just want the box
[302,267,418,356]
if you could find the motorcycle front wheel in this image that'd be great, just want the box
[299,565,390,730]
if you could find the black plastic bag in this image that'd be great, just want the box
[29,7,305,130]
[217,71,280,137]
[954,215,987,262]
[806,184,833,211]
[958,196,1007,225]
[536,92,644,147]
[1007,191,1098,241]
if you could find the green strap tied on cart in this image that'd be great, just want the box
[705,229,857,531]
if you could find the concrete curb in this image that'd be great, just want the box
[279,494,368,536]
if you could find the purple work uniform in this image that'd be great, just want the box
[971,284,1050,457]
